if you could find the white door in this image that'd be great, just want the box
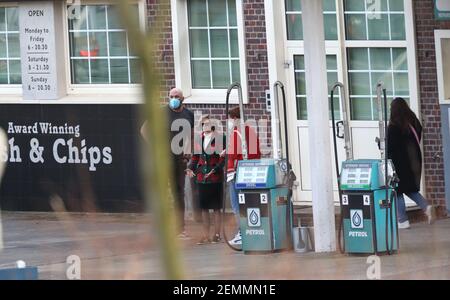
[286,48,350,205]
[279,0,421,207]
[285,48,419,206]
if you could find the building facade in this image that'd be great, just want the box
[0,0,448,216]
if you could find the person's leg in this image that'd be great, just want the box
[174,161,186,233]
[405,192,428,211]
[191,177,202,222]
[197,209,211,245]
[202,209,210,238]
[406,192,435,224]
[228,179,242,244]
[228,179,240,231]
[396,193,409,223]
[211,209,222,243]
[213,209,222,237]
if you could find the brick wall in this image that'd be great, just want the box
[146,0,448,212]
[146,0,176,100]
[146,0,272,153]
[414,0,448,214]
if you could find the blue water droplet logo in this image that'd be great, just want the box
[249,210,259,226]
[352,211,362,227]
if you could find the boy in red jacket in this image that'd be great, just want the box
[224,106,261,246]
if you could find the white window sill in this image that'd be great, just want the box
[0,93,144,104]
[67,85,142,94]
[0,88,246,105]
[183,88,248,105]
[0,87,22,95]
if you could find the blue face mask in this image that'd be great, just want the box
[169,98,181,110]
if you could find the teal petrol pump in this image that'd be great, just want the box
[235,159,292,253]
[331,82,399,255]
[223,81,295,254]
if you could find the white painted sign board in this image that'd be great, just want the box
[19,1,66,100]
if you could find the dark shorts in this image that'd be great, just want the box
[198,183,223,210]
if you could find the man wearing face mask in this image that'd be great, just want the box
[167,88,195,238]
[140,88,194,239]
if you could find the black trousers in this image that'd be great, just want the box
[172,158,187,232]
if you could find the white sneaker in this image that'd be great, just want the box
[228,232,242,245]
[398,220,410,229]
[425,205,436,224]
[177,231,191,240]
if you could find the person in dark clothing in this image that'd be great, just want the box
[166,88,194,238]
[141,88,194,238]
[387,97,435,229]
[186,115,225,244]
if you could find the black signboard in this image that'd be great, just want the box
[0,104,144,212]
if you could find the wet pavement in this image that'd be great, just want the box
[0,211,449,279]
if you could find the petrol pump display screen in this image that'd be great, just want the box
[341,163,372,188]
[236,166,269,188]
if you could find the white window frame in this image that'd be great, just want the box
[62,0,146,102]
[343,0,419,122]
[284,0,339,44]
[268,0,421,206]
[0,2,22,97]
[346,47,410,121]
[290,50,343,122]
[435,30,450,104]
[282,0,342,128]
[171,0,248,104]
[281,0,419,123]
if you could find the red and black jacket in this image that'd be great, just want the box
[189,132,226,184]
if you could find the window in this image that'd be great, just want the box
[187,0,240,89]
[0,6,21,85]
[283,0,411,121]
[294,55,340,120]
[67,4,141,85]
[347,48,409,120]
[285,0,338,41]
[345,0,409,120]
[435,31,450,104]
[171,0,246,103]
[344,0,405,40]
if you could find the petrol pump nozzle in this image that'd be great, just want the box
[330,82,353,162]
[376,81,396,255]
[330,82,353,254]
[273,81,296,251]
[226,82,248,161]
[273,81,297,196]
[223,82,247,252]
[376,82,387,159]
[273,81,290,165]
